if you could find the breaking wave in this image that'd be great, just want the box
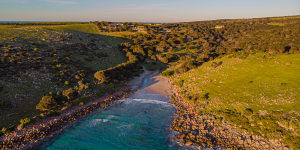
[120,98,171,105]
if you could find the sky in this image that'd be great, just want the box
[0,0,299,22]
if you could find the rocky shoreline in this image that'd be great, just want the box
[0,70,154,150]
[169,85,288,150]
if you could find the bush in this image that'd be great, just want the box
[161,70,174,77]
[94,71,107,83]
[1,128,7,134]
[94,61,142,84]
[0,101,5,107]
[17,124,23,131]
[62,88,78,100]
[36,96,57,111]
[211,61,223,68]
[126,52,138,62]
[156,54,169,63]
[174,60,198,74]
[20,118,31,125]
[77,80,88,92]
[64,81,69,85]
[178,80,184,87]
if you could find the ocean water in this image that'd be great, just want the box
[44,79,179,150]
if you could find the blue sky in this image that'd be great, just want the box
[0,0,299,22]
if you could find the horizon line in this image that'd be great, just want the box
[1,14,300,24]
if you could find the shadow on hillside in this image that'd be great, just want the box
[0,25,131,129]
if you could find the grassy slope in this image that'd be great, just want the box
[172,53,300,148]
[46,24,100,34]
[98,31,138,38]
[0,24,127,128]
[46,24,128,70]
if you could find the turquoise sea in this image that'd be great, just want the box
[44,76,180,150]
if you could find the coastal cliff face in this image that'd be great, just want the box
[170,86,288,150]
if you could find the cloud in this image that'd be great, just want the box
[41,0,78,5]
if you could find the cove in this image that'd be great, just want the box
[43,73,180,150]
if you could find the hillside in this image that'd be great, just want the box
[171,53,300,148]
[94,16,300,148]
[0,24,129,130]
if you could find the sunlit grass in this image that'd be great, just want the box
[172,53,300,148]
[270,16,300,20]
[99,31,141,38]
[267,23,286,26]
[45,24,100,34]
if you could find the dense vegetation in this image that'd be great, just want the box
[115,16,300,75]
[93,21,151,32]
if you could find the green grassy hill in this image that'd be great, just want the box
[171,53,300,148]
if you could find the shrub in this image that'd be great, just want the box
[0,101,5,107]
[178,80,184,87]
[75,75,81,80]
[64,81,69,85]
[201,93,210,100]
[126,52,138,62]
[20,118,31,125]
[36,96,57,111]
[148,50,153,56]
[77,80,88,92]
[56,64,61,68]
[1,128,7,134]
[94,71,107,83]
[174,60,198,74]
[62,88,78,100]
[17,124,23,131]
[161,70,174,77]
[156,54,169,63]
[211,61,223,68]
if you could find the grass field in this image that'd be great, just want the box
[171,53,300,148]
[270,16,300,20]
[0,24,127,129]
[267,23,286,26]
[46,24,100,34]
[99,31,139,38]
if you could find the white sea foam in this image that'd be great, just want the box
[117,124,134,130]
[88,115,116,127]
[120,98,170,106]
